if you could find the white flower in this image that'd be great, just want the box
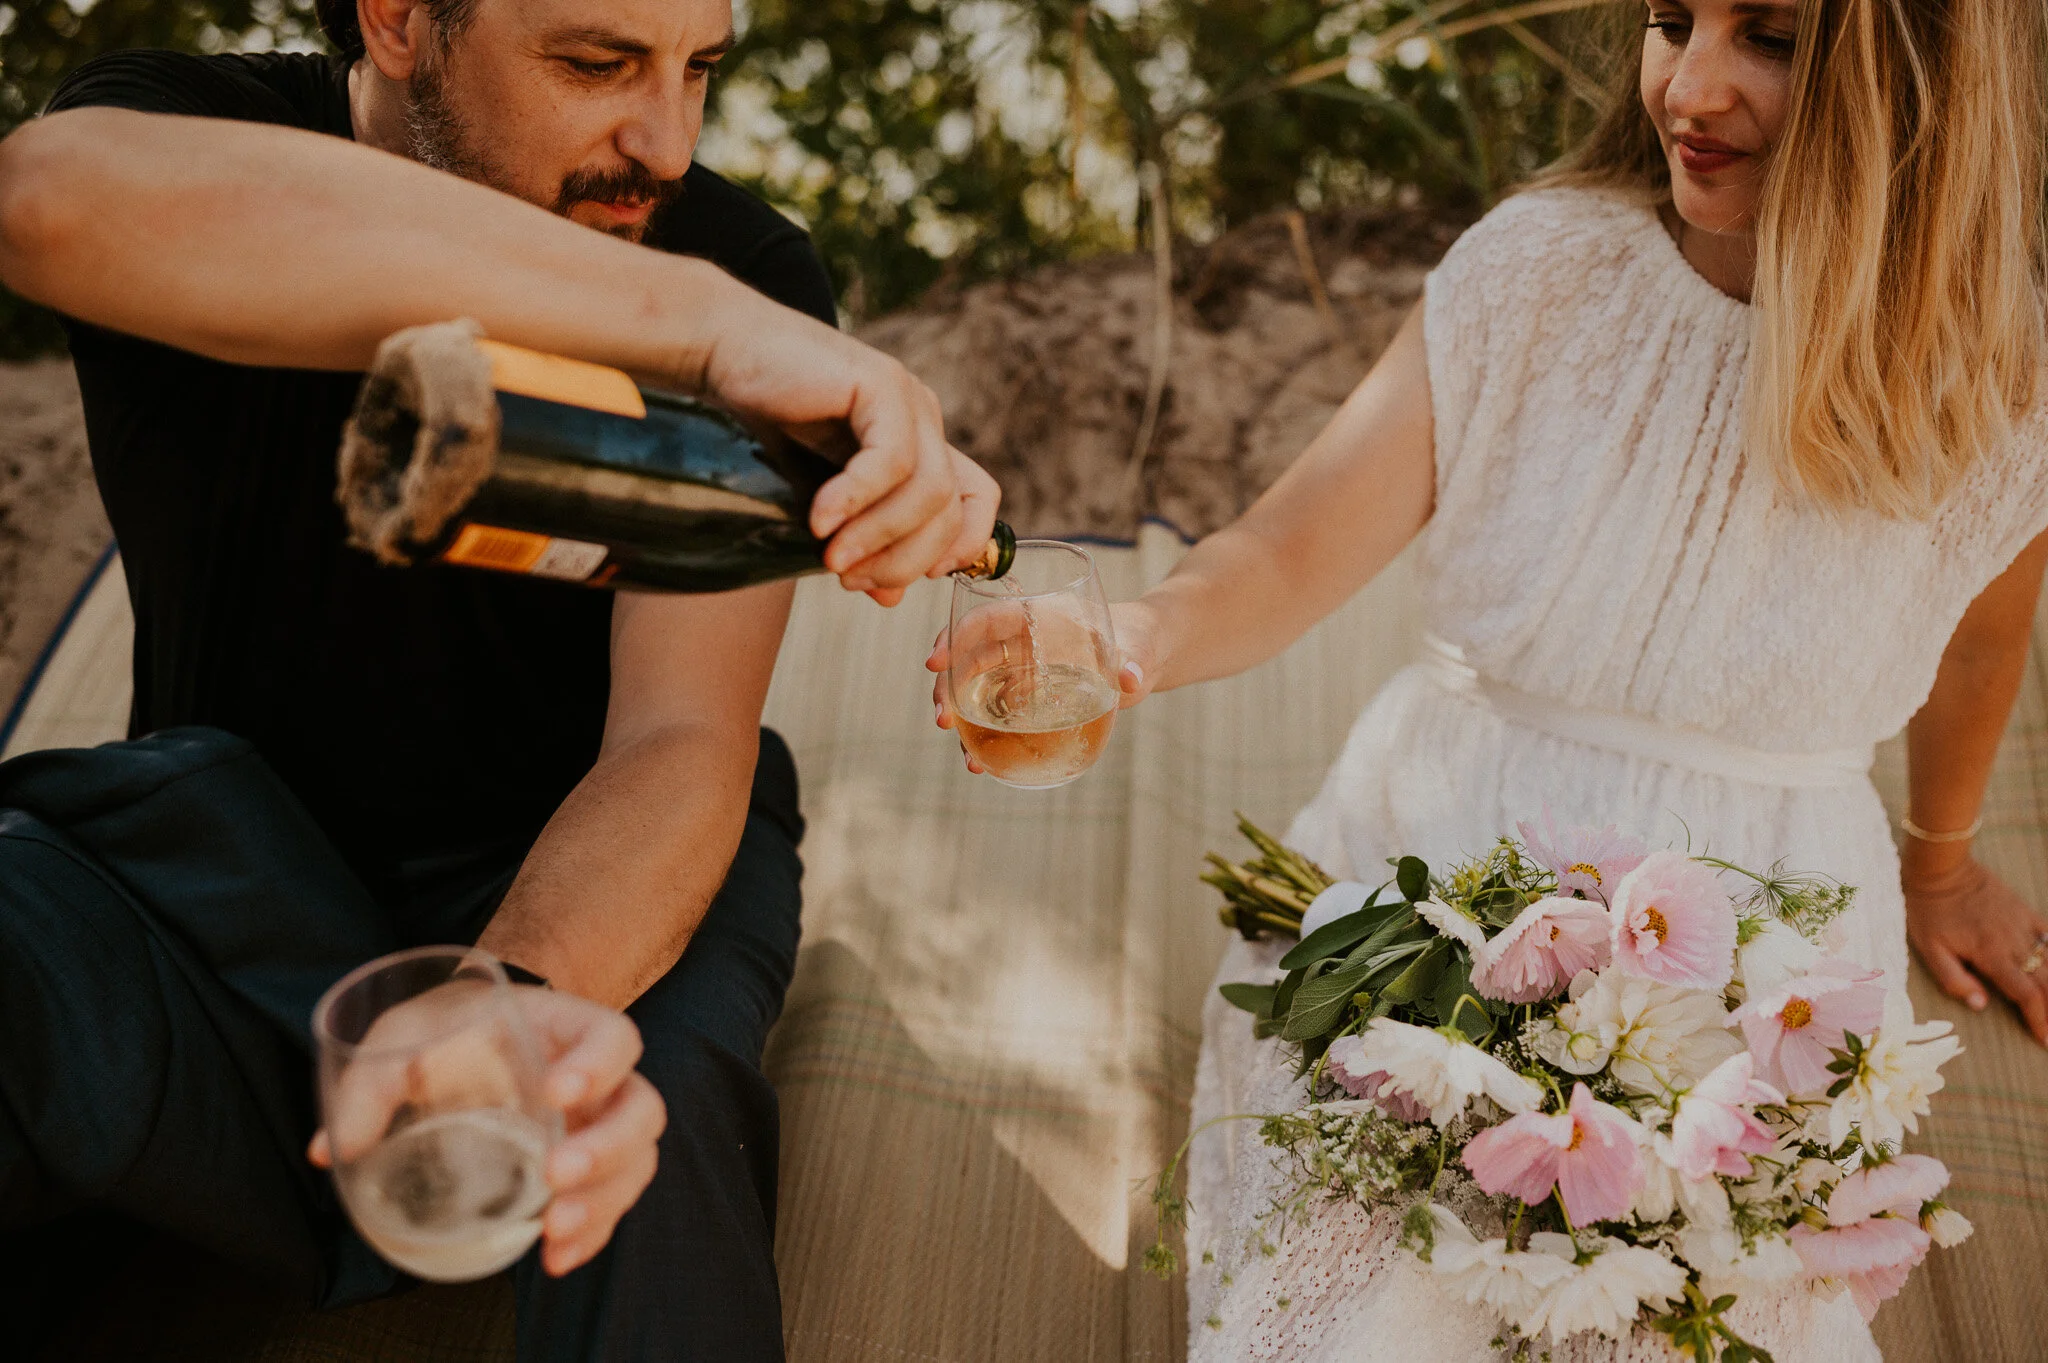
[1521,1233,1688,1342]
[1351,1018,1543,1128]
[1675,1224,1804,1301]
[1415,896,1488,952]
[1793,1157,1841,1198]
[1421,1206,1573,1321]
[1922,1204,1974,1249]
[1734,917,1825,998]
[1630,1128,1733,1228]
[1539,968,1742,1098]
[1821,992,1962,1148]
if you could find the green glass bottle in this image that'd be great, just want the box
[336,322,1014,593]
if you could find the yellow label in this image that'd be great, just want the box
[443,523,550,572]
[442,524,611,582]
[476,339,647,419]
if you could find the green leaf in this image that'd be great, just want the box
[1433,955,1479,1036]
[1826,1076,1853,1098]
[1396,856,1431,903]
[1358,938,1433,991]
[1272,967,1306,1019]
[1219,982,1279,1018]
[1278,898,1400,970]
[1335,906,1423,970]
[1281,961,1375,1040]
[1379,938,1450,1006]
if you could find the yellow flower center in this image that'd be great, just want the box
[1568,1122,1586,1152]
[1782,997,1814,1030]
[1549,923,1563,942]
[1642,906,1670,943]
[1568,862,1603,885]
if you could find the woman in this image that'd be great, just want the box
[933,0,2048,1355]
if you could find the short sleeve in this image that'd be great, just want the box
[651,167,839,329]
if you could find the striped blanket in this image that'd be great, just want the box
[7,532,2043,1361]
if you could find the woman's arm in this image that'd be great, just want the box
[1904,526,2048,1046]
[926,303,1435,762]
[1117,303,1436,697]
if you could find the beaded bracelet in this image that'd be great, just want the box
[1900,813,1983,844]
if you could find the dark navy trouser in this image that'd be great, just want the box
[0,726,802,1363]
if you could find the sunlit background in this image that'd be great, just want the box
[0,0,1614,354]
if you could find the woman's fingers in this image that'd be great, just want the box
[1979,952,2048,1046]
[1916,938,1989,1011]
[541,1071,666,1276]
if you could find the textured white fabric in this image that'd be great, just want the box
[1186,187,2048,1361]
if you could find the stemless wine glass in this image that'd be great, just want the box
[313,946,560,1283]
[949,539,1120,789]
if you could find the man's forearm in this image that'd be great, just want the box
[0,108,747,381]
[478,720,759,1008]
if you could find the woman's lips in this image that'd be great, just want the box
[1675,137,1748,175]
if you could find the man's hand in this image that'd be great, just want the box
[311,985,666,1276]
[684,290,1000,605]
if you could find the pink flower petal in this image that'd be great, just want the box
[1472,897,1613,1003]
[1553,1083,1643,1223]
[1606,851,1737,991]
[1828,1155,1951,1226]
[1463,1110,1572,1206]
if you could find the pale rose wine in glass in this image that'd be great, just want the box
[949,540,1120,789]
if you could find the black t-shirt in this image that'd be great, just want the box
[46,50,836,904]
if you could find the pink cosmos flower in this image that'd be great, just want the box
[1727,958,1886,1095]
[1463,1082,1643,1224]
[1517,810,1649,903]
[1606,851,1738,991]
[1472,896,1612,1003]
[1788,1216,1931,1321]
[1323,1035,1433,1123]
[1826,1154,1950,1226]
[1669,1052,1783,1180]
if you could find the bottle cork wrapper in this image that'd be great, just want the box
[336,319,501,566]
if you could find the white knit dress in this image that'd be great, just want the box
[1184,187,2048,1361]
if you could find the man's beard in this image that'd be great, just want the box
[405,49,684,243]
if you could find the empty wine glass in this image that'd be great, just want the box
[948,539,1120,789]
[313,946,560,1282]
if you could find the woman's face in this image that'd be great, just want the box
[1640,0,1799,237]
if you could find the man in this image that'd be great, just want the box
[0,0,997,1357]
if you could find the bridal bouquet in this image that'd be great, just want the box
[1153,815,1970,1362]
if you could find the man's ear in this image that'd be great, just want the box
[357,0,433,81]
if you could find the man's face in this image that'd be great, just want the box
[405,0,734,241]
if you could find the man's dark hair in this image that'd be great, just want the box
[317,0,480,60]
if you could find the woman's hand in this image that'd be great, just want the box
[1906,855,2048,1047]
[925,600,1159,775]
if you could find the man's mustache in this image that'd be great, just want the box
[554,164,683,214]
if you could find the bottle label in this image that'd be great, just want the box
[475,339,648,419]
[442,523,611,582]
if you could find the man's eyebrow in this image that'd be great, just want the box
[542,25,654,56]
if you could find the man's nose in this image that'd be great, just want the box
[615,81,700,182]
[1662,31,1741,123]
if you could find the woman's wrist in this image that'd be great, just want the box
[1900,837,1978,892]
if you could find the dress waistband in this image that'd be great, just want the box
[1419,636,1875,790]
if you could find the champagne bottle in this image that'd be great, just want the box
[336,321,1014,592]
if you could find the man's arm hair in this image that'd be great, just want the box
[476,584,795,1007]
[0,107,748,381]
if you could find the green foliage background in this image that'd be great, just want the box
[0,0,1616,355]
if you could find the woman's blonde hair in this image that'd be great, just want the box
[1547,0,2047,518]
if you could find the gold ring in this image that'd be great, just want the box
[1000,641,1011,665]
[2025,933,2048,975]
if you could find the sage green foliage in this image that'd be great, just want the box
[1214,824,1532,1067]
